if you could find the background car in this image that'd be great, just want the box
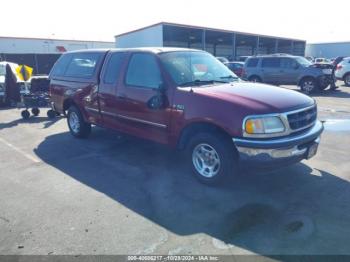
[216,56,229,63]
[335,57,350,86]
[314,57,331,64]
[242,54,333,93]
[305,56,314,62]
[224,61,244,77]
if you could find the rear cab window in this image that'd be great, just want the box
[49,53,73,78]
[65,53,103,79]
[49,51,105,81]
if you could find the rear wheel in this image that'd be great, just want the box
[344,73,350,87]
[67,106,91,138]
[21,110,30,119]
[47,109,57,119]
[300,77,317,94]
[249,76,262,83]
[187,132,237,185]
[31,108,40,116]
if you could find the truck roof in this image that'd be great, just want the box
[65,47,202,54]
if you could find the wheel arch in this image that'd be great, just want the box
[176,121,235,151]
[298,75,316,86]
[63,98,76,113]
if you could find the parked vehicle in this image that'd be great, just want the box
[224,61,244,77]
[305,56,314,62]
[49,48,323,185]
[237,56,251,62]
[335,57,350,86]
[0,61,29,105]
[216,56,229,63]
[242,54,333,93]
[314,57,330,64]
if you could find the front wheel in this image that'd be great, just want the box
[300,77,317,94]
[187,132,237,185]
[67,106,91,138]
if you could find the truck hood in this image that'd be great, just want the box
[189,82,314,113]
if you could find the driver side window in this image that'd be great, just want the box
[126,53,163,89]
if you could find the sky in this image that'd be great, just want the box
[1,0,349,43]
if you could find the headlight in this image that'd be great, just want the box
[244,116,285,135]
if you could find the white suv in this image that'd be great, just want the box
[335,57,350,86]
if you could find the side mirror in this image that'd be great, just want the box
[147,83,168,110]
[294,64,300,70]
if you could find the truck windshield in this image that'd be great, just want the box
[159,51,239,86]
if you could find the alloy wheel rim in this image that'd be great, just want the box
[303,81,314,92]
[69,112,80,133]
[192,143,221,178]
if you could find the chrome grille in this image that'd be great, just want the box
[287,106,317,131]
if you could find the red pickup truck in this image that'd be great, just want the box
[49,48,324,185]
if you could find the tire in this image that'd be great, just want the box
[67,106,91,138]
[300,77,317,94]
[186,132,237,185]
[47,109,56,119]
[21,110,30,119]
[344,73,350,87]
[31,108,40,116]
[248,76,262,83]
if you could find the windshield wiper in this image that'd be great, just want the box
[179,79,227,87]
[220,75,239,81]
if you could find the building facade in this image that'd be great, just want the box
[0,36,114,74]
[0,36,114,54]
[306,42,350,59]
[115,22,306,60]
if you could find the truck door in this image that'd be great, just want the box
[98,51,128,130]
[110,52,173,144]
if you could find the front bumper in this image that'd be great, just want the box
[233,120,324,169]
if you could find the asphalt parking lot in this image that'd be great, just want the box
[0,83,350,257]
